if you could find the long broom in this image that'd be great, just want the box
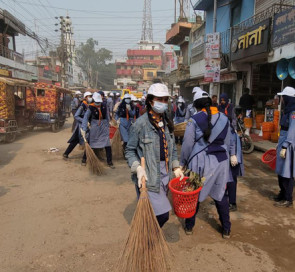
[80,129,104,175]
[111,128,124,160]
[117,158,172,272]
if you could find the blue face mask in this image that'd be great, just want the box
[152,101,168,114]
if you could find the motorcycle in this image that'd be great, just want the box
[237,114,254,154]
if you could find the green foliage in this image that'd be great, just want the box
[76,38,116,89]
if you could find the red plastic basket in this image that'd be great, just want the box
[109,126,117,140]
[169,177,202,218]
[261,149,277,170]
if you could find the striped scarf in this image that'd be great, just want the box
[149,110,169,171]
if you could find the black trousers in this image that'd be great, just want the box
[64,129,79,156]
[185,194,231,232]
[278,175,294,202]
[82,146,113,165]
[227,176,237,205]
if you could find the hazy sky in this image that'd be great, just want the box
[1,0,195,61]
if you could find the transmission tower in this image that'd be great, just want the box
[141,0,153,42]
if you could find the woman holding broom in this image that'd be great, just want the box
[125,83,184,228]
[81,92,115,169]
[180,88,233,238]
[63,91,92,159]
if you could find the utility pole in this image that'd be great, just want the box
[55,15,74,88]
[213,0,217,32]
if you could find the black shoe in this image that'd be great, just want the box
[63,153,69,159]
[108,163,115,169]
[269,194,285,202]
[184,227,193,235]
[229,204,237,212]
[222,229,231,239]
[274,200,293,207]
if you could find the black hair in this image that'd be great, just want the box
[146,94,174,133]
[193,97,212,142]
[243,88,250,94]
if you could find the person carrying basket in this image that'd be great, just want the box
[180,88,233,238]
[125,83,183,228]
[273,87,295,207]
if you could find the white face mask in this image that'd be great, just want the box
[134,102,138,106]
[125,99,131,104]
[152,101,168,114]
[87,97,93,103]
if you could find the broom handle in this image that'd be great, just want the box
[80,128,87,143]
[141,157,146,189]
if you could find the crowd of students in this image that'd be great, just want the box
[63,84,295,239]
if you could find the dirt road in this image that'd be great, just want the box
[0,119,294,272]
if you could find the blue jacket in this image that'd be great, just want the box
[125,113,179,193]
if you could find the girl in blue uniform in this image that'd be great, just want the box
[125,83,183,228]
[115,93,135,152]
[218,93,243,211]
[274,87,295,207]
[174,96,187,144]
[81,93,114,168]
[63,91,92,159]
[180,89,232,238]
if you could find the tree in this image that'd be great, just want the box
[76,38,116,89]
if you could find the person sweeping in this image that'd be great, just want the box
[81,92,115,169]
[125,83,183,228]
[63,91,92,159]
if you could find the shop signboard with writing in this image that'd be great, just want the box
[231,19,270,61]
[273,7,295,48]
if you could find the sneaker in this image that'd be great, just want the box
[274,200,293,208]
[108,163,115,169]
[229,204,237,212]
[63,153,69,159]
[81,160,86,166]
[184,227,193,235]
[222,229,231,239]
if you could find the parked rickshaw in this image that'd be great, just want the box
[0,77,35,143]
[33,83,71,132]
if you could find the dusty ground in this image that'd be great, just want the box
[0,118,295,272]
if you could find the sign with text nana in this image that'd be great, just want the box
[231,19,270,61]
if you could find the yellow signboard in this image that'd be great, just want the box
[0,69,11,77]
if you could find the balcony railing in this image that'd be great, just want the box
[232,4,294,36]
[0,45,24,64]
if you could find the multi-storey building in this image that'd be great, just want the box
[115,41,164,91]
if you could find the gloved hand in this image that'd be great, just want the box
[80,129,86,140]
[280,148,287,159]
[230,155,238,167]
[136,165,148,188]
[174,167,184,181]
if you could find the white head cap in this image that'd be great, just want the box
[178,97,185,103]
[109,92,114,97]
[124,93,131,99]
[131,94,137,101]
[116,92,120,96]
[148,83,170,97]
[192,87,203,94]
[75,91,82,95]
[83,91,92,98]
[277,86,295,97]
[193,88,209,101]
[92,92,103,103]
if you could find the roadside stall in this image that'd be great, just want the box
[0,77,35,143]
[33,83,71,132]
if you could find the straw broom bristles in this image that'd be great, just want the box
[80,129,104,175]
[111,128,124,160]
[117,158,172,272]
